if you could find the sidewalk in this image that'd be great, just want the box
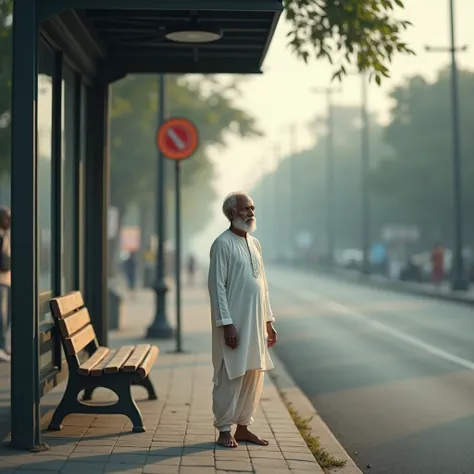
[0,284,324,474]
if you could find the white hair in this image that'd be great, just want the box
[222,192,246,221]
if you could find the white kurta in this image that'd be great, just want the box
[208,229,275,382]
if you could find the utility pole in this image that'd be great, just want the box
[257,157,266,243]
[312,87,341,267]
[425,0,469,290]
[280,124,298,265]
[289,125,297,265]
[146,75,173,339]
[360,73,371,275]
[272,144,281,262]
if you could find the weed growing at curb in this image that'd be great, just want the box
[283,396,346,470]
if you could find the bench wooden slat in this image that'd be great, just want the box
[77,347,110,375]
[90,349,118,376]
[122,344,151,373]
[137,345,159,379]
[64,323,96,355]
[58,308,91,338]
[103,345,135,374]
[50,291,84,319]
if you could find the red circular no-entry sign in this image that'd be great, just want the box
[156,117,199,160]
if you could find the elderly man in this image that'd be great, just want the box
[208,192,277,448]
[0,206,11,362]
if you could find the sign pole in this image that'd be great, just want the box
[156,116,199,354]
[175,160,183,353]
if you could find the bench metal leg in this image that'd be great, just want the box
[48,375,146,433]
[48,380,82,431]
[115,383,146,433]
[133,376,158,400]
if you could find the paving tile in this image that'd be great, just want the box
[215,460,253,471]
[179,468,216,474]
[108,453,148,464]
[111,446,150,454]
[144,455,180,466]
[103,463,143,472]
[253,470,292,474]
[282,452,315,462]
[215,450,250,459]
[249,450,285,459]
[251,458,289,469]
[73,445,113,454]
[180,456,215,467]
[286,460,322,471]
[60,461,106,473]
[14,455,67,471]
[143,466,179,474]
[75,439,117,447]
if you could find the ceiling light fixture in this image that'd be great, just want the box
[165,22,222,43]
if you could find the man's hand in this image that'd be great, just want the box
[223,324,239,349]
[266,322,277,348]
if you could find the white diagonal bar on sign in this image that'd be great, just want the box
[167,127,186,150]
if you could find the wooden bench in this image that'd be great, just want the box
[48,291,159,433]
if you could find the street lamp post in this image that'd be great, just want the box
[146,74,174,339]
[425,0,469,290]
[312,87,341,267]
[360,73,371,275]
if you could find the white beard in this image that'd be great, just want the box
[232,216,257,234]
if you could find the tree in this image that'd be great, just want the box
[284,0,414,83]
[109,74,262,239]
[369,67,474,247]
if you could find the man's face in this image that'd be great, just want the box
[232,195,256,233]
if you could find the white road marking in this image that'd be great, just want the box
[167,128,186,150]
[273,280,474,371]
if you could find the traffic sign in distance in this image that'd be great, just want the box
[156,117,199,160]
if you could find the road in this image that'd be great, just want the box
[267,265,474,474]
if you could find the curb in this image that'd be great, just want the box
[269,351,363,474]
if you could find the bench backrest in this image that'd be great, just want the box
[49,291,99,371]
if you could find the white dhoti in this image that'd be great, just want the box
[213,364,264,432]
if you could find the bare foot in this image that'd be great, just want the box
[217,431,238,448]
[234,426,269,446]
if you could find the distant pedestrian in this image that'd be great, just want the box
[0,206,11,363]
[187,254,196,286]
[208,192,277,448]
[123,251,138,299]
[431,243,444,286]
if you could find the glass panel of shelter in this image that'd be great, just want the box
[37,40,85,379]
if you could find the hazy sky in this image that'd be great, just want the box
[192,0,474,254]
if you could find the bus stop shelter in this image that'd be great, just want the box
[10,0,282,451]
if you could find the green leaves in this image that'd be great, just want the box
[109,74,261,237]
[284,0,415,84]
